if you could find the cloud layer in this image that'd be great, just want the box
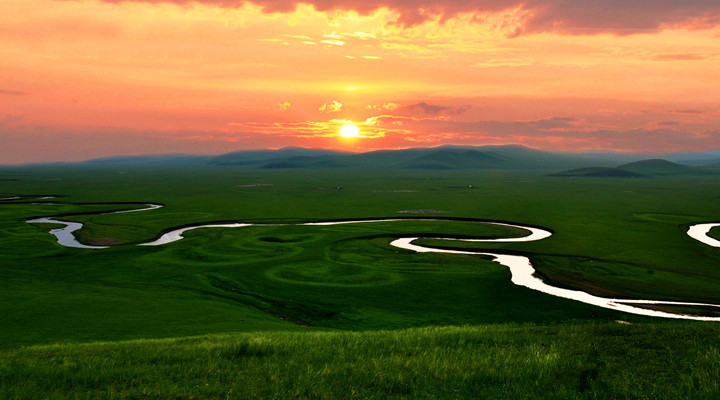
[3,0,718,163]
[89,0,720,34]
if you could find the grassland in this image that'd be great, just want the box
[3,322,720,399]
[2,163,720,397]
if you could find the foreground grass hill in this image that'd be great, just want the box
[3,322,720,399]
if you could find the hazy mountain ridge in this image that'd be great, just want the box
[550,167,645,178]
[15,145,720,172]
[618,159,711,175]
[83,154,212,165]
[552,158,719,178]
[209,147,347,166]
[218,145,623,171]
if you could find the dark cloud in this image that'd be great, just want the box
[658,121,679,126]
[0,89,26,96]
[518,0,720,35]
[399,117,576,134]
[1,114,25,125]
[407,102,468,116]
[0,124,268,164]
[672,109,704,114]
[526,117,578,130]
[573,128,720,152]
[374,114,719,152]
[469,117,577,133]
[86,0,720,34]
[373,115,579,136]
[653,53,708,61]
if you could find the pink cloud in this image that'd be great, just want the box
[0,89,26,96]
[406,102,469,116]
[81,0,720,34]
[652,53,710,61]
[3,120,720,164]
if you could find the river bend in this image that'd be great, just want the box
[13,196,720,321]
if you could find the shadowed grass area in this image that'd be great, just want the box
[710,226,720,241]
[2,322,720,399]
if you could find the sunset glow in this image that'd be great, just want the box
[339,123,361,138]
[2,0,720,163]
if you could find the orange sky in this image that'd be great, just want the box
[1,0,720,163]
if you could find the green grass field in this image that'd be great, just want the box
[3,322,720,399]
[2,164,720,397]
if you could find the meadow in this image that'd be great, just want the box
[2,162,720,397]
[3,323,720,399]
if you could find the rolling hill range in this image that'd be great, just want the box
[208,145,622,171]
[550,167,645,178]
[67,145,617,171]
[209,147,347,166]
[619,159,715,176]
[552,158,719,178]
[16,145,720,173]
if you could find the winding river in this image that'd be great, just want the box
[13,196,720,321]
[687,223,720,248]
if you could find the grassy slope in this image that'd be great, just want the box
[2,322,720,399]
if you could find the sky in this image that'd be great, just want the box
[1,0,720,163]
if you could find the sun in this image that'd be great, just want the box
[339,123,360,138]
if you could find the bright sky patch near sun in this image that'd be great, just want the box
[339,123,360,138]
[1,0,720,163]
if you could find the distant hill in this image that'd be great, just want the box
[14,145,720,172]
[663,150,720,166]
[552,158,718,178]
[239,145,611,171]
[705,161,720,170]
[370,145,616,170]
[209,147,347,166]
[675,158,720,167]
[84,154,210,165]
[208,145,597,171]
[386,148,509,170]
[550,167,645,178]
[258,156,349,169]
[617,159,715,176]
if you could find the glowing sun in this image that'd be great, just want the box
[339,123,360,138]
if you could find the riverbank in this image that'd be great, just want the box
[23,198,720,320]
